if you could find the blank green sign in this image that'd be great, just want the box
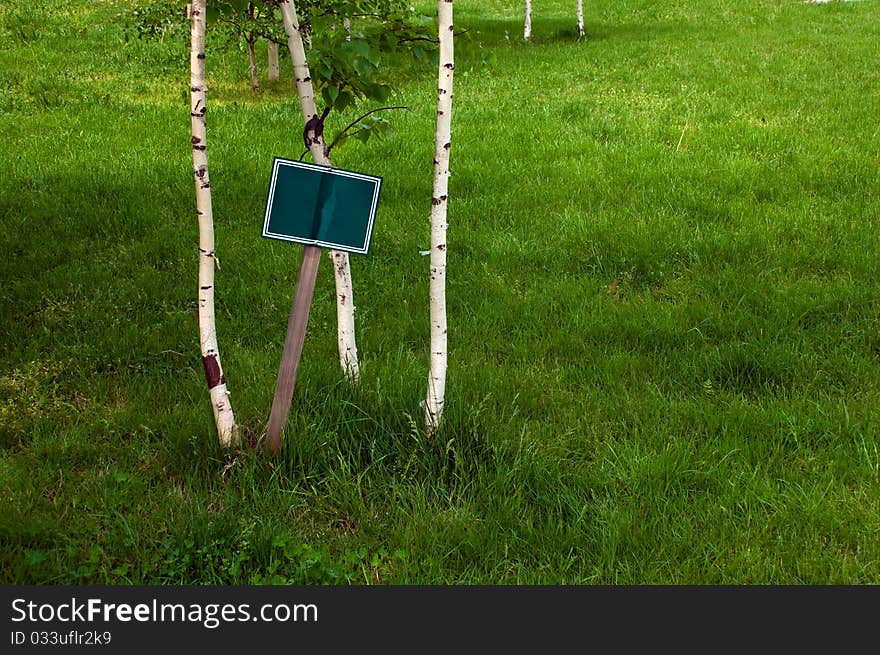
[262,157,382,255]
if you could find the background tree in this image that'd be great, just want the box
[189,0,239,447]
[210,0,285,90]
[268,39,280,79]
[577,0,584,37]
[524,1,584,40]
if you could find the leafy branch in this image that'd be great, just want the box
[327,105,409,154]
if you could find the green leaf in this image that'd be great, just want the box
[352,56,376,78]
[322,85,340,108]
[364,83,391,103]
[335,89,354,111]
[348,38,370,59]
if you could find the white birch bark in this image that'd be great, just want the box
[576,0,584,37]
[524,0,532,40]
[189,0,238,448]
[277,0,360,385]
[267,40,280,80]
[425,0,454,433]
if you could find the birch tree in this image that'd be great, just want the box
[265,1,281,80]
[425,0,454,433]
[268,39,280,80]
[576,0,584,37]
[189,0,238,447]
[277,0,360,384]
[524,0,532,40]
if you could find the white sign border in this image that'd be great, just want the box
[262,156,382,255]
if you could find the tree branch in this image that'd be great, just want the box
[326,105,409,154]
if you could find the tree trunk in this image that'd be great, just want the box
[524,0,532,40]
[425,0,454,434]
[188,1,238,448]
[247,34,259,90]
[576,0,584,37]
[277,0,360,385]
[267,40,280,80]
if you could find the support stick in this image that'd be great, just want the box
[267,245,322,454]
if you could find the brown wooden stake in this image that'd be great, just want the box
[267,245,322,454]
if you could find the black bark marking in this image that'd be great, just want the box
[303,106,329,150]
[200,182,210,188]
[191,136,201,144]
[432,197,442,206]
[437,244,446,251]
[339,293,346,305]
[197,53,206,60]
[202,354,224,389]
[438,88,447,94]
[443,63,455,70]
[444,142,451,150]
[200,285,212,290]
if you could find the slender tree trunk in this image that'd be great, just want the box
[425,0,454,434]
[277,0,360,385]
[247,34,259,90]
[343,17,351,41]
[189,1,238,448]
[524,0,532,40]
[267,40,280,80]
[576,0,584,37]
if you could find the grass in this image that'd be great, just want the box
[1,0,879,584]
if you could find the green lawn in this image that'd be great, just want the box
[1,0,878,584]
